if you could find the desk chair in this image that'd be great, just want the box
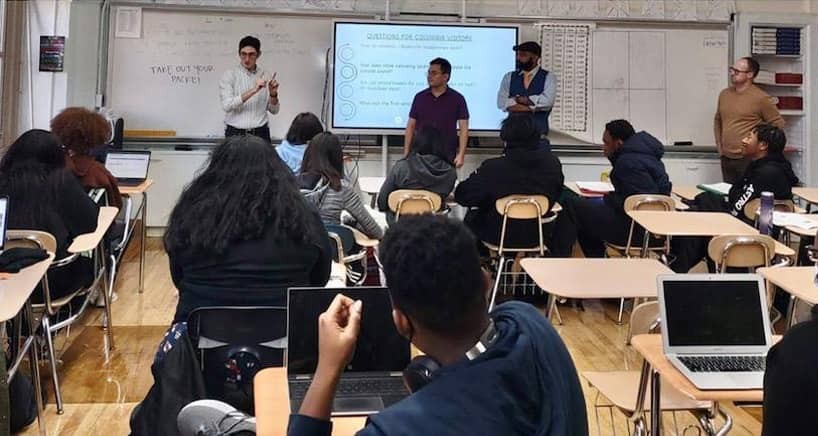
[387,189,441,220]
[707,234,776,274]
[485,195,558,317]
[583,302,712,436]
[604,194,675,324]
[6,229,112,414]
[187,306,287,414]
[103,193,134,301]
[326,224,374,286]
[743,198,797,245]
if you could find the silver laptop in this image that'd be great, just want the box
[104,151,150,186]
[287,287,410,416]
[657,274,772,390]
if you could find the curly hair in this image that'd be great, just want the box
[50,107,111,154]
[379,215,486,338]
[163,135,315,256]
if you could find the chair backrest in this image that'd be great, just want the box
[187,306,287,414]
[743,198,796,221]
[707,234,776,272]
[623,194,675,212]
[325,224,356,262]
[387,189,442,219]
[494,195,550,255]
[6,229,57,253]
[629,301,660,338]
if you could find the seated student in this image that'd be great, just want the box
[377,126,457,225]
[455,114,563,251]
[164,135,332,323]
[50,106,123,208]
[287,215,588,435]
[277,112,324,174]
[670,123,798,273]
[0,130,99,301]
[762,305,818,436]
[298,132,384,240]
[556,119,671,258]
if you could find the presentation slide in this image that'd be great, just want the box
[332,22,518,132]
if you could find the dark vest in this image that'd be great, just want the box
[509,69,551,135]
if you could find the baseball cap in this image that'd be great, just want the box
[513,41,541,57]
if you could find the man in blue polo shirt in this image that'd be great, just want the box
[497,41,557,139]
[404,58,470,168]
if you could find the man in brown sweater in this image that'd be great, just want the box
[714,57,784,183]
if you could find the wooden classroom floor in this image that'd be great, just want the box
[15,234,765,435]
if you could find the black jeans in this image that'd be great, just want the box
[224,124,270,143]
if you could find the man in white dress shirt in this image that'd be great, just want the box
[219,36,280,142]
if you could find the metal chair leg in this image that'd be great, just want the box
[617,298,626,325]
[489,256,505,311]
[42,316,64,414]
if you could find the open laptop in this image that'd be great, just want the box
[104,150,150,186]
[287,287,411,416]
[657,274,772,390]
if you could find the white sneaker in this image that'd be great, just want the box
[177,399,256,435]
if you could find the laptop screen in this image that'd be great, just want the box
[663,279,767,347]
[105,152,150,179]
[287,287,410,375]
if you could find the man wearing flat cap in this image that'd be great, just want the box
[496,41,557,142]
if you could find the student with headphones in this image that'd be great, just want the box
[289,215,588,436]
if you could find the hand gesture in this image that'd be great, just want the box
[268,73,279,98]
[317,294,362,374]
[255,78,267,91]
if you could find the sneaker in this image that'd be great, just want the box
[177,399,256,436]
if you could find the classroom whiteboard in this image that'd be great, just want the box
[107,8,331,138]
[543,24,728,146]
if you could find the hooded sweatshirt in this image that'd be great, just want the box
[276,139,308,174]
[726,153,799,220]
[377,153,457,224]
[604,131,672,212]
[455,146,564,247]
[287,301,588,436]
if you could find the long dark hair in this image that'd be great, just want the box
[410,126,451,163]
[0,129,70,228]
[299,132,344,191]
[164,135,314,255]
[285,112,323,145]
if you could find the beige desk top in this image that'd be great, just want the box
[567,183,688,210]
[118,179,154,195]
[758,266,818,305]
[793,187,818,205]
[780,213,818,237]
[0,254,54,322]
[254,367,365,436]
[672,186,701,202]
[628,211,795,257]
[358,177,385,195]
[68,206,119,254]
[631,334,778,403]
[520,258,672,299]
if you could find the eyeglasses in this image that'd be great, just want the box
[729,67,751,74]
[239,51,258,58]
[427,70,443,76]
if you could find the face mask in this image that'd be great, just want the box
[516,59,535,71]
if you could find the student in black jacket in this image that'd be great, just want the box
[0,129,99,301]
[455,114,564,250]
[762,305,818,436]
[288,215,588,436]
[670,123,798,272]
[555,119,671,258]
[164,135,332,323]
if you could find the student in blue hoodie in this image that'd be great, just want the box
[554,119,671,258]
[288,215,588,436]
[276,112,324,173]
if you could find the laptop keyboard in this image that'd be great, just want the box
[678,355,766,372]
[290,376,408,401]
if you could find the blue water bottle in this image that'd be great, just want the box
[759,191,774,235]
